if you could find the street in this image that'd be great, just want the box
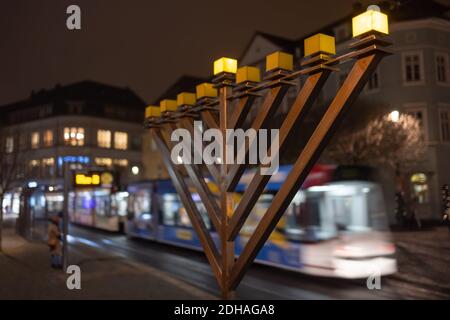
[66,224,450,299]
[1,215,449,299]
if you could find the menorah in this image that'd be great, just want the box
[144,7,391,299]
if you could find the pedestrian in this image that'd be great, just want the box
[47,214,62,269]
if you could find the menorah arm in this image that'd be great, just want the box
[181,118,221,184]
[227,69,332,240]
[151,128,223,285]
[165,121,222,232]
[226,84,290,191]
[229,52,385,290]
[229,95,256,130]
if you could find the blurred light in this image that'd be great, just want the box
[28,181,38,188]
[213,57,237,75]
[131,166,140,175]
[352,6,389,37]
[48,186,55,192]
[389,110,400,122]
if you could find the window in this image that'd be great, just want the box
[31,132,39,149]
[5,136,14,153]
[439,109,450,142]
[436,53,449,84]
[29,159,40,177]
[113,159,128,167]
[64,127,85,146]
[402,51,424,85]
[404,104,428,141]
[97,130,111,148]
[95,158,113,167]
[114,132,128,150]
[366,68,380,92]
[43,129,53,147]
[42,158,55,177]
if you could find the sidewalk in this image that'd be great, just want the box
[388,226,450,299]
[0,218,215,299]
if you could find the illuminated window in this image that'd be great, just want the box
[64,127,85,146]
[42,158,55,176]
[29,159,41,177]
[43,130,54,147]
[113,159,128,167]
[29,160,40,167]
[95,157,113,167]
[42,158,54,166]
[97,130,111,148]
[410,173,428,204]
[114,132,128,150]
[31,132,40,149]
[5,136,14,153]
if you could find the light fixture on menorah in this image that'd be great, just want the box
[145,5,391,299]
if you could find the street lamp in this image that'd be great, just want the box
[131,166,139,176]
[389,110,400,122]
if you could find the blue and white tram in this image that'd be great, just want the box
[125,165,397,279]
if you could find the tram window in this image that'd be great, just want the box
[178,208,192,227]
[162,194,179,226]
[95,189,111,217]
[366,186,389,230]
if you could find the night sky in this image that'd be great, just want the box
[1,0,449,106]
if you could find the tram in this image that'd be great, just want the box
[125,165,397,279]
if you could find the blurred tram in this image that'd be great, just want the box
[125,164,397,279]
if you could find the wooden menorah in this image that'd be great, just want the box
[144,7,391,299]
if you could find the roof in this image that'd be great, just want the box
[0,80,147,113]
[153,75,207,105]
[240,0,449,62]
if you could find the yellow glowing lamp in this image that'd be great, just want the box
[236,66,261,84]
[304,33,336,57]
[352,6,389,37]
[266,51,293,72]
[160,99,177,113]
[145,106,161,118]
[196,83,218,99]
[177,92,196,107]
[213,57,238,75]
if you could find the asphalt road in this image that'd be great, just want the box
[68,225,416,300]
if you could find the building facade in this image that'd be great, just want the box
[0,80,146,215]
[238,0,450,222]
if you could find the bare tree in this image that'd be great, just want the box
[323,112,426,172]
[0,133,20,252]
